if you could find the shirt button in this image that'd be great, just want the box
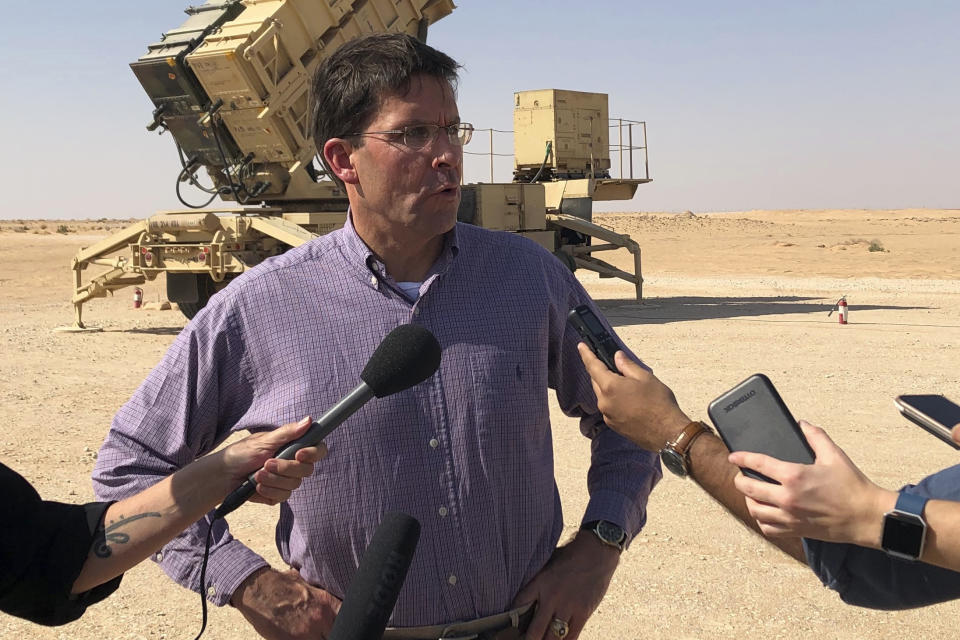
[448,574,457,585]
[413,307,421,315]
[207,586,217,597]
[429,438,439,448]
[438,506,448,517]
[155,552,163,562]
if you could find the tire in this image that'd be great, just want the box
[168,273,218,320]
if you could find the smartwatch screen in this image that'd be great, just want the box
[882,513,924,558]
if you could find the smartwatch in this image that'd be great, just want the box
[582,520,627,553]
[881,491,928,561]
[660,420,713,478]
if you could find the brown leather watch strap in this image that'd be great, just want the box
[669,420,712,457]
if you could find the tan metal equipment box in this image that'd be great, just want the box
[514,89,610,177]
[458,183,547,231]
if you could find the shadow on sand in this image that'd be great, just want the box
[592,295,931,327]
[108,326,185,336]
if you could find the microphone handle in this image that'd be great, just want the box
[215,382,374,519]
[328,513,420,640]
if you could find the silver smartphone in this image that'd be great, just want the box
[894,394,960,450]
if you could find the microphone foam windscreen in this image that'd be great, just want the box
[328,512,421,640]
[361,324,441,398]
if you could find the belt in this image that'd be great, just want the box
[381,603,535,640]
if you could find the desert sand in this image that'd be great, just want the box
[1,209,958,639]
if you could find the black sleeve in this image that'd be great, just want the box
[0,463,123,626]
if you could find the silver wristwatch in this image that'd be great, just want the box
[582,520,626,552]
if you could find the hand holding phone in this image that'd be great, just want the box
[895,394,960,450]
[568,304,620,373]
[708,374,815,483]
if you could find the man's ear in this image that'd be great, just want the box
[323,138,359,185]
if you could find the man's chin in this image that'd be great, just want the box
[434,200,460,228]
[436,211,458,235]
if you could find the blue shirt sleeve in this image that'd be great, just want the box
[803,463,960,609]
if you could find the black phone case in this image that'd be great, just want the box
[895,395,960,450]
[707,373,815,483]
[567,305,619,373]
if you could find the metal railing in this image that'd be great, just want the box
[464,120,650,183]
[609,118,649,181]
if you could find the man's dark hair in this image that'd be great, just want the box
[310,33,461,183]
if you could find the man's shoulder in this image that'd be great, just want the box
[228,230,346,290]
[453,223,579,294]
[455,222,556,264]
[191,230,350,321]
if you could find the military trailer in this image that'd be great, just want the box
[67,0,651,329]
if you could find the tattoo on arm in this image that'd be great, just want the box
[92,512,163,558]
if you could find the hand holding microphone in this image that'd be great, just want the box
[220,417,328,506]
[216,324,442,518]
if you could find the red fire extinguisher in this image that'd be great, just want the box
[133,287,144,309]
[828,296,848,324]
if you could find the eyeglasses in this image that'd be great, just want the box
[345,122,474,149]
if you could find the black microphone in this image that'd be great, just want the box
[328,512,421,640]
[214,324,442,518]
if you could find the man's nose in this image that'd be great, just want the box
[431,132,461,169]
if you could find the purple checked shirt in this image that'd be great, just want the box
[92,215,660,626]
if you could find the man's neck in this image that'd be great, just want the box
[355,223,445,283]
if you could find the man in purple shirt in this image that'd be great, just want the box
[93,33,660,640]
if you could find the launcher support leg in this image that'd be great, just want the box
[633,246,643,301]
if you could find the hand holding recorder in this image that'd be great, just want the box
[576,344,690,452]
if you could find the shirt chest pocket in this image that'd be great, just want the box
[468,347,544,440]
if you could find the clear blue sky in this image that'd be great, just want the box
[1,0,956,219]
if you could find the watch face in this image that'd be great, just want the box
[597,520,625,545]
[882,512,925,559]
[660,448,688,477]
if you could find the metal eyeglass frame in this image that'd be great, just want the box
[345,123,474,149]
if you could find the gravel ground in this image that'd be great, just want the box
[1,210,957,639]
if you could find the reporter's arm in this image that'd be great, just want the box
[732,426,960,573]
[578,345,805,562]
[72,418,323,594]
[919,499,960,573]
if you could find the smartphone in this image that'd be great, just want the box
[568,304,619,373]
[707,374,815,483]
[894,394,960,450]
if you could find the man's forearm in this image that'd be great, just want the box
[687,433,806,563]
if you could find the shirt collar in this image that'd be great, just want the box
[339,209,461,279]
